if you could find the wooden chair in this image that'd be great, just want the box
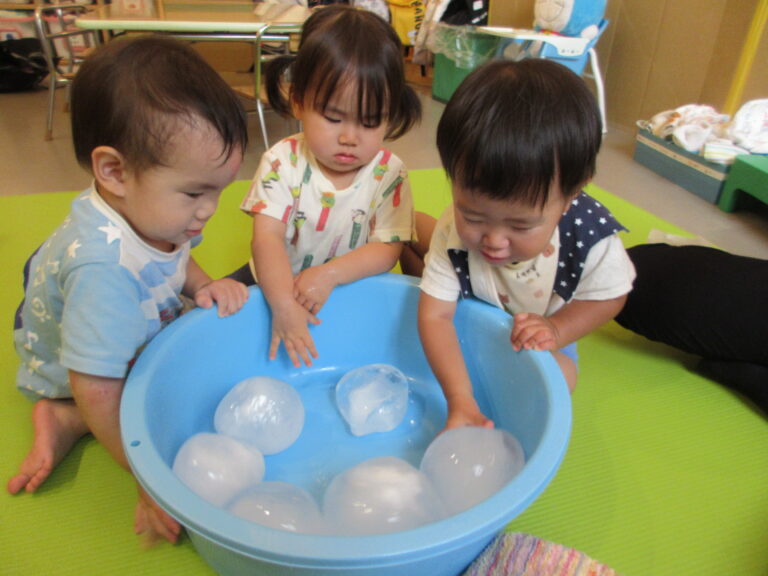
[33,3,98,141]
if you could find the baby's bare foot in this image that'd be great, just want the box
[7,399,89,494]
[135,485,182,545]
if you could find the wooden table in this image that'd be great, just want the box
[76,1,307,35]
[76,1,308,149]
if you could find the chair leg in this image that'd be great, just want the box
[587,48,607,134]
[45,74,57,141]
[63,83,72,114]
[256,99,269,151]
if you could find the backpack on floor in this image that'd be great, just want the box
[0,37,49,93]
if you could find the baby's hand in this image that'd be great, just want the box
[270,299,321,367]
[194,278,249,317]
[511,312,558,352]
[293,265,337,315]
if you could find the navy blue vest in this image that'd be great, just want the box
[447,192,627,302]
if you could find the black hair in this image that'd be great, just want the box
[265,5,421,140]
[71,35,248,172]
[437,58,602,205]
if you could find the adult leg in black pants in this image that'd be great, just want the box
[615,243,768,414]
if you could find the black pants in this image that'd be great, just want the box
[615,244,768,413]
[228,263,257,286]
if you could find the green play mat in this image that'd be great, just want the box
[1,170,766,575]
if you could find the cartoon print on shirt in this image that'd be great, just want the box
[29,297,51,323]
[382,172,404,207]
[282,184,302,223]
[250,200,267,214]
[325,234,343,262]
[288,137,299,167]
[263,159,281,187]
[317,192,336,231]
[45,258,60,277]
[98,221,122,245]
[66,239,81,260]
[349,209,366,249]
[25,355,44,375]
[291,211,307,246]
[23,330,39,351]
[374,149,390,180]
[32,263,46,288]
[279,163,311,223]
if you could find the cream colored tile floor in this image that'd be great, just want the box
[2,83,766,259]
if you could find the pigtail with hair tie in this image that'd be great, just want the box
[264,54,296,118]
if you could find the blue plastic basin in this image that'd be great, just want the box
[121,274,571,576]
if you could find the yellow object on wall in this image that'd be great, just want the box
[387,0,425,46]
[724,0,768,115]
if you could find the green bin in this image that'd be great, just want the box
[431,26,502,103]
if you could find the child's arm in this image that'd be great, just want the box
[418,292,494,431]
[69,370,181,543]
[293,241,403,314]
[183,257,249,317]
[252,213,320,368]
[511,295,628,352]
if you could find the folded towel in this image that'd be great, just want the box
[702,139,750,164]
[463,533,622,576]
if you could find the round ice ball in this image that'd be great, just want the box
[214,376,305,455]
[172,432,265,507]
[323,456,446,536]
[335,363,409,436]
[420,427,525,516]
[228,481,325,534]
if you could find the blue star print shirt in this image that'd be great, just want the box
[13,188,196,400]
[420,192,636,317]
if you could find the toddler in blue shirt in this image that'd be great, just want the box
[9,36,250,544]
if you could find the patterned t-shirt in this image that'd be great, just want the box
[14,188,193,399]
[240,134,414,275]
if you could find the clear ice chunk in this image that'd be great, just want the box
[214,376,305,455]
[335,364,409,436]
[172,432,265,507]
[228,481,325,534]
[420,427,525,515]
[322,456,446,536]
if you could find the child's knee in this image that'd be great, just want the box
[400,212,438,277]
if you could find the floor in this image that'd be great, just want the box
[2,82,767,259]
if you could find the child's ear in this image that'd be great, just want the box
[91,146,129,197]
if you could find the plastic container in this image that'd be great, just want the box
[121,274,571,576]
[429,24,503,102]
[634,128,729,204]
